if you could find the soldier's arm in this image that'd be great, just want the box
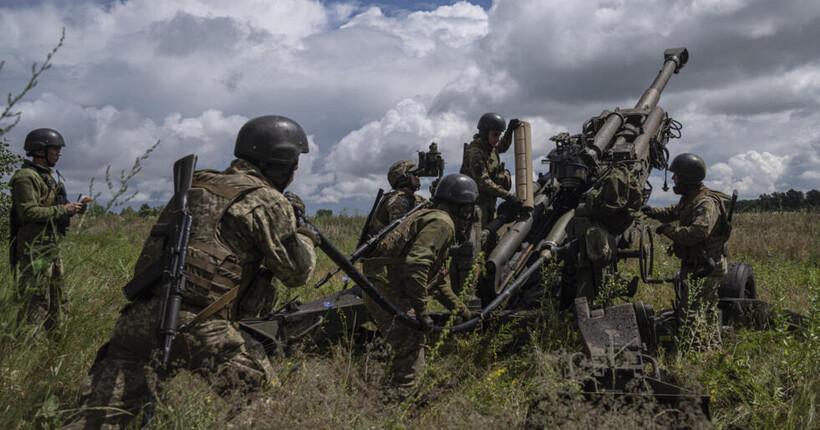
[652,204,679,223]
[229,190,316,288]
[664,199,718,246]
[498,129,514,153]
[464,148,509,199]
[430,271,463,312]
[401,218,452,316]
[11,173,67,223]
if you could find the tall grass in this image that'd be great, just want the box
[0,212,816,428]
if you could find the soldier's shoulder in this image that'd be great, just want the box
[230,183,290,215]
[419,209,455,231]
[8,166,41,185]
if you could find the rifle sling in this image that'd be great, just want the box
[186,284,240,328]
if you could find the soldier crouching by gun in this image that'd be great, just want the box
[9,128,86,332]
[642,153,732,342]
[61,116,319,429]
[362,174,480,401]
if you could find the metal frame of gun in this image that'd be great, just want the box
[415,142,445,178]
[313,201,428,289]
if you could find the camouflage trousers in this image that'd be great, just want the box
[674,258,728,329]
[16,244,68,331]
[61,296,274,430]
[362,280,425,397]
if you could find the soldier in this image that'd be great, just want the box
[62,115,318,429]
[362,173,479,400]
[460,112,522,227]
[368,160,427,235]
[9,128,85,331]
[642,153,731,329]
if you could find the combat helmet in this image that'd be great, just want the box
[234,115,309,166]
[387,160,418,189]
[433,173,478,204]
[24,128,65,156]
[477,112,506,133]
[668,153,706,186]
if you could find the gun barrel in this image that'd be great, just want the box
[635,48,689,113]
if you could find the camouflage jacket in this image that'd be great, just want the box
[654,184,731,266]
[9,160,69,250]
[368,187,427,235]
[134,158,316,318]
[460,133,513,209]
[364,209,464,317]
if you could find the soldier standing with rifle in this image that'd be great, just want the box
[9,128,85,331]
[367,160,427,235]
[62,115,318,429]
[362,173,479,401]
[642,153,732,335]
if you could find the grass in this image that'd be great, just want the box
[0,211,817,428]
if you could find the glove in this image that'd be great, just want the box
[640,205,655,218]
[508,118,522,131]
[296,225,320,246]
[417,313,435,334]
[655,223,672,236]
[503,193,523,207]
[284,191,305,215]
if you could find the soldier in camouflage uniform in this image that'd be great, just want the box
[367,160,427,236]
[460,112,523,227]
[62,116,318,429]
[9,128,85,331]
[642,153,731,327]
[362,174,479,400]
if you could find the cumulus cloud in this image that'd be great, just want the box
[1,0,818,213]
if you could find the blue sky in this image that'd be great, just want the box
[1,0,818,213]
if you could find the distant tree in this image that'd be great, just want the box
[782,189,805,211]
[137,203,155,217]
[120,206,137,218]
[315,209,333,218]
[806,190,820,208]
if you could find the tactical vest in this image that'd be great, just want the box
[367,208,448,268]
[369,189,424,235]
[8,165,68,266]
[139,169,266,311]
[674,188,731,264]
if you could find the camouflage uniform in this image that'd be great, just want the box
[362,209,467,396]
[368,187,427,235]
[9,159,70,330]
[459,133,513,227]
[652,184,731,322]
[63,159,316,429]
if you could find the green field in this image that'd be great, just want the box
[0,211,817,429]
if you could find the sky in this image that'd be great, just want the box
[0,0,817,213]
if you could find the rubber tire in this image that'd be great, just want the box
[719,262,757,299]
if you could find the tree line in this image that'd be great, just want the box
[734,189,819,213]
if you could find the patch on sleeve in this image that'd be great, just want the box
[432,226,450,251]
[696,206,705,214]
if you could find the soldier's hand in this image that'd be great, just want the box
[418,313,435,333]
[64,202,84,216]
[508,118,522,131]
[655,223,672,236]
[503,193,523,207]
[640,205,655,217]
[284,192,306,215]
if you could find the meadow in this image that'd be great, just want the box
[0,210,817,429]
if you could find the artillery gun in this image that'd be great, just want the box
[238,48,804,416]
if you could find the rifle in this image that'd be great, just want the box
[313,201,427,289]
[357,188,384,247]
[727,189,739,223]
[143,154,197,427]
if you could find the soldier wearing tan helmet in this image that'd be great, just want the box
[367,160,427,235]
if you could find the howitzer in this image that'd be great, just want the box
[142,154,197,427]
[313,201,428,289]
